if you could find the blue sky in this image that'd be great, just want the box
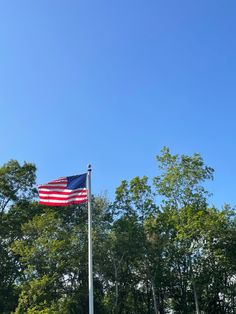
[0,1,235,207]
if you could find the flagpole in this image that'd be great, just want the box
[87,164,94,314]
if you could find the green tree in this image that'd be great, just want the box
[12,196,109,314]
[0,160,36,213]
[0,160,36,313]
[101,176,161,314]
[154,147,214,209]
[0,153,235,313]
[152,147,236,314]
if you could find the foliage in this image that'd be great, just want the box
[0,150,235,313]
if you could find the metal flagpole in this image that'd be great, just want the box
[87,164,94,314]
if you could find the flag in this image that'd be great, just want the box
[38,174,88,206]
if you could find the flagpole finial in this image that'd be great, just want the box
[87,164,92,172]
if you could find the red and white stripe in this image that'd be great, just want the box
[38,177,88,206]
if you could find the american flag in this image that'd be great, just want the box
[38,174,88,206]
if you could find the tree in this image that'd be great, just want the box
[0,152,234,313]
[12,196,109,314]
[153,146,214,209]
[102,176,161,314]
[152,147,236,313]
[0,160,36,213]
[0,160,36,314]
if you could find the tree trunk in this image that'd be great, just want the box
[151,278,160,314]
[192,280,200,314]
[189,255,200,314]
[114,262,119,314]
[113,254,124,314]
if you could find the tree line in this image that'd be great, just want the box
[0,147,235,313]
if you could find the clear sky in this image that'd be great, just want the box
[0,1,235,207]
